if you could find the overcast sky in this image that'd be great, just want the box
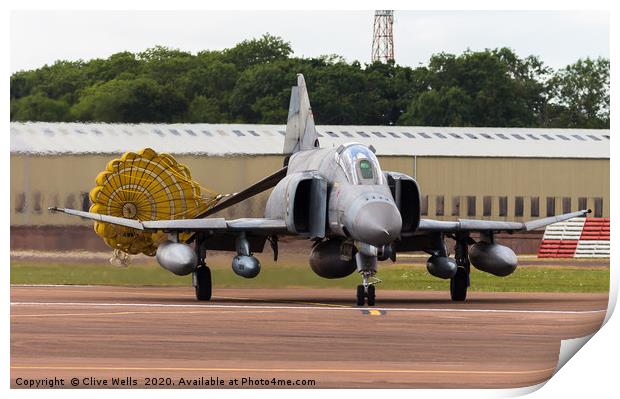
[10,10,609,73]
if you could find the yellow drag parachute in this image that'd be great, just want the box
[89,148,219,256]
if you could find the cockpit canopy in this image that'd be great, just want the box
[336,143,385,185]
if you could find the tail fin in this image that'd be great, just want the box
[283,74,320,154]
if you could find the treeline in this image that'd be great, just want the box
[10,34,610,129]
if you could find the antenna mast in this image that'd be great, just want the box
[371,10,395,63]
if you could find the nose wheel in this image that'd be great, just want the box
[356,271,379,306]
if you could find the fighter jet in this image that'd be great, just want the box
[50,74,590,306]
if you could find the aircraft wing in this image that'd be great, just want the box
[48,207,289,235]
[410,209,591,235]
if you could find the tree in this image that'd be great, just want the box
[229,60,298,122]
[71,77,187,122]
[222,34,292,70]
[185,96,226,122]
[545,57,609,128]
[11,93,72,121]
[8,36,610,129]
[400,48,549,127]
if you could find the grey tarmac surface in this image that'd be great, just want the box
[10,285,608,388]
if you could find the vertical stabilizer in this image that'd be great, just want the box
[283,74,320,154]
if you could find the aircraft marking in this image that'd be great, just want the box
[362,309,385,316]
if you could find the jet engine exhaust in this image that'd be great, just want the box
[156,240,197,276]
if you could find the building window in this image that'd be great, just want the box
[547,197,556,216]
[356,131,370,138]
[33,192,42,213]
[420,195,428,216]
[81,192,90,212]
[435,195,444,216]
[578,197,587,210]
[515,196,524,217]
[15,193,26,213]
[340,131,353,137]
[594,198,603,217]
[483,196,492,216]
[531,197,539,217]
[499,196,508,217]
[467,196,476,217]
[232,130,245,137]
[402,132,415,138]
[562,197,572,213]
[371,131,385,138]
[452,196,460,217]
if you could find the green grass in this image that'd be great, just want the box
[10,261,609,293]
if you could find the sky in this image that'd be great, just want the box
[10,10,609,73]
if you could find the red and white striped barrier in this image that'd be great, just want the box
[538,217,610,258]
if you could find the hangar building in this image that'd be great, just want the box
[10,122,610,253]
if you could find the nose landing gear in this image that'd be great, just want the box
[356,270,381,306]
[354,242,380,306]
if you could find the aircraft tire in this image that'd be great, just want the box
[356,285,365,306]
[195,266,212,301]
[450,267,468,301]
[367,285,376,306]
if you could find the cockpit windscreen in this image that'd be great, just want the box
[337,144,384,185]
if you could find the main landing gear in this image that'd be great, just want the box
[450,236,470,301]
[194,265,212,301]
[193,233,212,301]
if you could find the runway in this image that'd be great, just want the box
[11,285,607,388]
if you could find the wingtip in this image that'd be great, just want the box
[48,206,58,212]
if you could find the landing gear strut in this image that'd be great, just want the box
[450,235,470,301]
[193,233,212,301]
[354,245,380,306]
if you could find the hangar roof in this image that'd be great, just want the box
[10,122,610,159]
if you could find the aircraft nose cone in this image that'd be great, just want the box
[350,201,402,246]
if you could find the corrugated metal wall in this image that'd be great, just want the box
[10,154,609,227]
